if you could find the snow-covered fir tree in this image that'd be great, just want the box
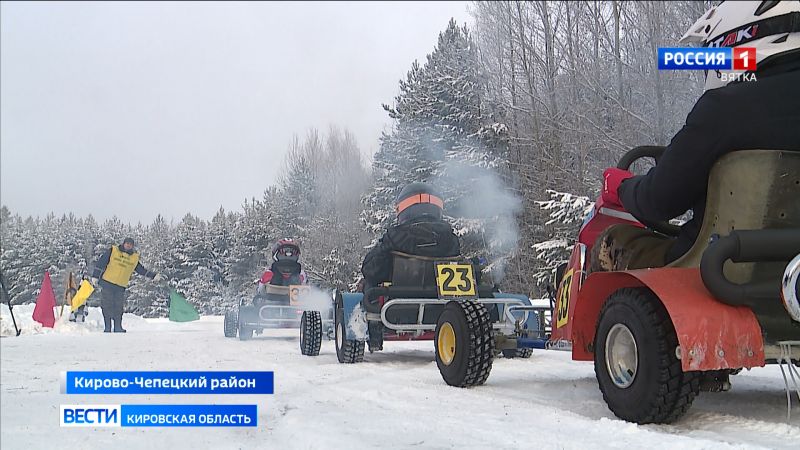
[276,128,371,290]
[532,190,594,287]
[361,18,513,280]
[165,214,224,314]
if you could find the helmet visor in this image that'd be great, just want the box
[275,245,300,261]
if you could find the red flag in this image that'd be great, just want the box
[32,271,57,328]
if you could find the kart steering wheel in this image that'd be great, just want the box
[616,146,682,237]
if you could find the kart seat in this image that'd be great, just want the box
[667,150,800,341]
[390,251,462,289]
[669,150,800,269]
[257,284,290,305]
[381,252,463,324]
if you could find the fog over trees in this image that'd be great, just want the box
[1,1,707,314]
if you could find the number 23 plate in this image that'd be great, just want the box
[435,263,477,298]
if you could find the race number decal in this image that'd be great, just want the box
[435,263,477,298]
[556,269,574,328]
[289,285,310,304]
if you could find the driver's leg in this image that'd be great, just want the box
[589,224,675,272]
[360,279,384,351]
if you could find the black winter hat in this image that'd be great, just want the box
[122,237,135,246]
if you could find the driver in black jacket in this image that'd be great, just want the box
[361,182,460,350]
[593,1,800,272]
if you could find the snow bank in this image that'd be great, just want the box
[2,319,798,448]
[1,304,149,337]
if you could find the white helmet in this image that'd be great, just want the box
[680,1,800,91]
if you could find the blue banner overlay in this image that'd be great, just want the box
[658,47,731,70]
[61,371,274,394]
[60,404,258,427]
[122,404,257,427]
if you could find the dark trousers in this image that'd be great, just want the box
[99,282,126,321]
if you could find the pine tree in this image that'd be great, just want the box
[160,214,224,315]
[362,18,511,269]
[224,194,275,298]
[276,136,318,239]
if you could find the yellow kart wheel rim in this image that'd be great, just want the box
[438,322,456,366]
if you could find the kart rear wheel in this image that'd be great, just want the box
[300,311,323,356]
[435,300,494,387]
[335,305,364,363]
[594,288,700,424]
[224,309,238,338]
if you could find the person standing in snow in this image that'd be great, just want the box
[92,237,163,333]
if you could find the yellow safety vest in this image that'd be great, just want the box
[101,246,140,287]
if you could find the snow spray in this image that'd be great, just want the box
[294,286,334,318]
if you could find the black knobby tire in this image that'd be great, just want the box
[594,288,700,424]
[224,310,238,338]
[300,311,323,356]
[335,305,364,364]
[435,300,495,387]
[502,348,533,359]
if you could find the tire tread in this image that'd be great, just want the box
[596,288,700,424]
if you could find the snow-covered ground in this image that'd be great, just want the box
[1,304,798,449]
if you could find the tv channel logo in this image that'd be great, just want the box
[60,405,121,427]
[659,47,756,71]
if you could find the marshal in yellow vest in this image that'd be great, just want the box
[101,246,141,287]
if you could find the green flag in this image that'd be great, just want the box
[169,289,199,322]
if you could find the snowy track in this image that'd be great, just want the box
[1,307,798,449]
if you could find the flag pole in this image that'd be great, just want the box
[0,271,21,336]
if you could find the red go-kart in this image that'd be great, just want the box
[436,146,800,424]
[552,146,800,423]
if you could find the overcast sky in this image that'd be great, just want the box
[1,1,472,224]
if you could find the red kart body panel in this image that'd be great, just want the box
[577,197,643,256]
[568,268,765,371]
[551,199,765,372]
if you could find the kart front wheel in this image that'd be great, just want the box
[435,300,494,387]
[300,311,323,356]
